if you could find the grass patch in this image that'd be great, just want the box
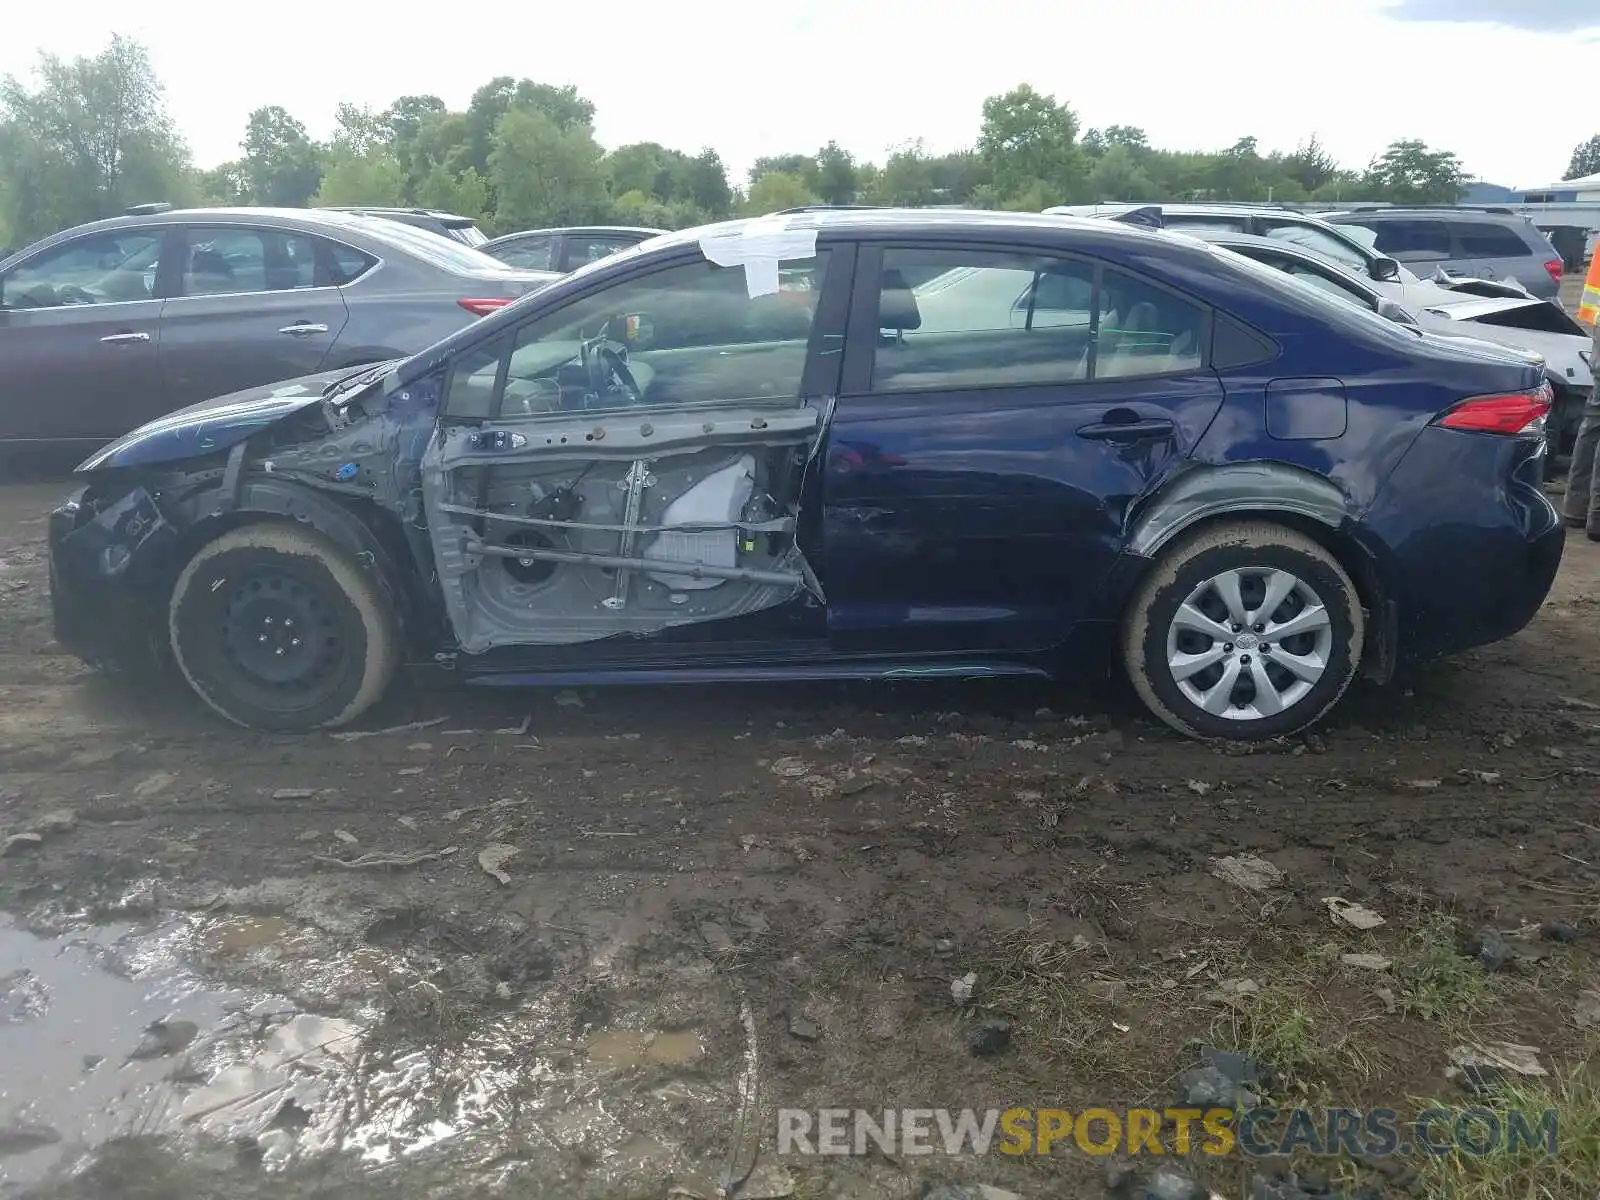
[1409,1050,1600,1199]
[980,929,1117,1069]
[1392,914,1490,1022]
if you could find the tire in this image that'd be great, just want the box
[1122,521,1364,741]
[168,523,399,731]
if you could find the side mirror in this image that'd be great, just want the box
[1370,256,1401,282]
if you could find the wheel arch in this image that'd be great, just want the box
[158,473,435,655]
[1118,464,1395,683]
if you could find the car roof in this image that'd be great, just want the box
[488,226,667,242]
[1046,201,1312,219]
[327,205,476,221]
[642,206,1187,250]
[0,206,513,274]
[1322,208,1526,224]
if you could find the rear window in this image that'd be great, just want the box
[1449,221,1535,259]
[349,216,514,275]
[1203,243,1419,346]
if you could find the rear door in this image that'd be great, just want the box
[821,241,1224,654]
[1448,219,1554,296]
[157,225,350,411]
[0,226,173,445]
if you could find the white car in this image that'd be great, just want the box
[1174,229,1593,454]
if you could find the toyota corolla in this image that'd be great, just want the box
[47,209,1563,740]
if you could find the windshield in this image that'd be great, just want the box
[1204,243,1420,341]
[353,216,518,275]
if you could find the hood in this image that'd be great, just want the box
[75,365,382,472]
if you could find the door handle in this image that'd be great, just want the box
[278,322,329,336]
[1077,414,1176,442]
[100,331,150,344]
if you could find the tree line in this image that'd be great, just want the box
[2,36,1595,254]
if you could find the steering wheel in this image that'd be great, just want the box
[55,285,97,306]
[582,337,643,406]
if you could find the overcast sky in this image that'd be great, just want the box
[3,0,1597,189]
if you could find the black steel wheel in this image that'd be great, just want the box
[168,524,398,730]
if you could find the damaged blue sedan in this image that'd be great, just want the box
[48,209,1563,740]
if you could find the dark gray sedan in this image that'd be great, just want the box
[0,207,557,451]
[482,225,666,273]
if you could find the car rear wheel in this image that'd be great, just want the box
[168,524,398,731]
[1123,521,1364,740]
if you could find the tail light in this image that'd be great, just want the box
[1543,258,1563,284]
[1435,382,1552,435]
[459,298,512,317]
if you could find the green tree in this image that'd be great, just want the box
[313,150,404,207]
[196,161,249,206]
[0,35,191,243]
[681,149,733,217]
[488,105,608,230]
[862,143,937,206]
[976,84,1083,203]
[749,153,816,189]
[1281,134,1340,194]
[465,77,595,177]
[745,171,816,214]
[1104,125,1149,152]
[240,105,321,206]
[312,103,403,208]
[1365,138,1468,204]
[813,142,859,204]
[412,163,489,219]
[1087,146,1155,201]
[1566,135,1600,181]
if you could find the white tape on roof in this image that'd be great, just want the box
[698,216,819,298]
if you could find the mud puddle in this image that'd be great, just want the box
[0,915,250,1188]
[0,906,736,1195]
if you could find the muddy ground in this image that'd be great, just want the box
[1,475,1599,1200]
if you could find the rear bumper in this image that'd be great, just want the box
[1364,426,1563,663]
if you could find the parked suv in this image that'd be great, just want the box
[1046,203,1408,285]
[1320,208,1564,301]
[325,207,489,248]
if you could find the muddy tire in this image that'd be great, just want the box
[168,524,399,731]
[1123,521,1363,741]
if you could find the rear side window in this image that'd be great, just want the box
[495,236,555,271]
[178,227,321,296]
[1367,219,1450,262]
[1096,267,1208,378]
[867,248,1205,393]
[565,236,632,269]
[322,239,377,286]
[1449,221,1535,258]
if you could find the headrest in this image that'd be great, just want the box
[878,267,921,331]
